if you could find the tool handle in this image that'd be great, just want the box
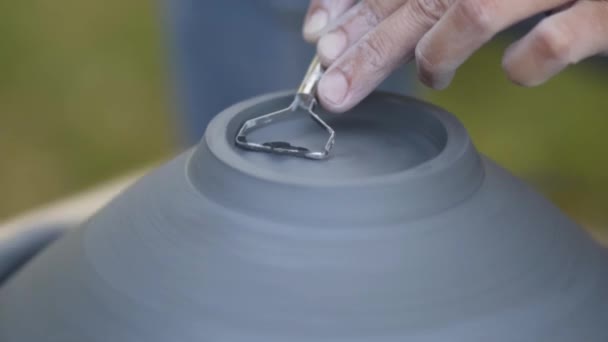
[297,55,324,96]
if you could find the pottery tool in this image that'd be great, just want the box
[235,56,335,160]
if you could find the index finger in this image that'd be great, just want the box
[317,0,455,112]
[303,0,357,42]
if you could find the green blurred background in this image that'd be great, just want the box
[1,1,606,239]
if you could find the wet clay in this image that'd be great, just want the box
[1,92,607,341]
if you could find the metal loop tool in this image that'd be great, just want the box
[235,56,335,160]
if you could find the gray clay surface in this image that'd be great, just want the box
[1,92,607,341]
[241,97,446,179]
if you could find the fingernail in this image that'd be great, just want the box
[435,72,455,90]
[318,30,347,61]
[503,39,524,62]
[304,10,329,36]
[318,69,348,106]
[417,68,454,90]
[502,39,557,87]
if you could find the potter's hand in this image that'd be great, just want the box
[302,0,608,112]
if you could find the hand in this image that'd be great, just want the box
[302,0,608,112]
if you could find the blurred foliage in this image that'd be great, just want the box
[0,0,173,218]
[0,1,606,240]
[425,34,608,236]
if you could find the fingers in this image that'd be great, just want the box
[313,0,608,113]
[415,0,574,89]
[317,0,455,113]
[316,0,407,66]
[545,1,576,15]
[303,0,356,42]
[503,0,608,87]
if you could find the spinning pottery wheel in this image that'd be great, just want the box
[1,92,607,341]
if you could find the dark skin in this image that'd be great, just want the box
[302,0,608,113]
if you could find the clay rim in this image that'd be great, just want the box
[203,91,473,189]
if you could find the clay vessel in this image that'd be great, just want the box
[1,91,607,341]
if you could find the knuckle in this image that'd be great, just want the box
[359,34,394,70]
[532,21,574,63]
[365,0,397,19]
[359,0,384,27]
[414,0,451,21]
[454,0,497,33]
